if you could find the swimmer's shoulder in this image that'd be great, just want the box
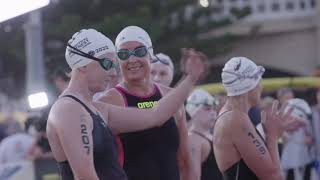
[219,109,249,120]
[216,109,251,130]
[48,96,89,126]
[97,88,125,106]
[155,83,172,95]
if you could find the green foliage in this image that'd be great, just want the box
[0,0,251,97]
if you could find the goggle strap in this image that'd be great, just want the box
[67,43,101,62]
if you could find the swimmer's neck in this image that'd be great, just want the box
[189,124,211,135]
[121,78,154,95]
[64,75,93,102]
[224,96,251,113]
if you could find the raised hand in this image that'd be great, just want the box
[261,100,294,139]
[181,48,206,84]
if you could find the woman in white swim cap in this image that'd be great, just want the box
[213,57,296,180]
[281,98,314,180]
[47,28,205,180]
[186,89,222,180]
[98,26,195,180]
[150,53,175,87]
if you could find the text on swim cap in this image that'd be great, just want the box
[68,38,92,57]
[95,45,109,54]
[75,38,91,49]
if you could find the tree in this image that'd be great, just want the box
[0,0,250,97]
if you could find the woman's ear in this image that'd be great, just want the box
[77,65,88,73]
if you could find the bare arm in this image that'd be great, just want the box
[232,113,282,180]
[188,134,202,180]
[95,76,197,134]
[96,49,204,134]
[51,102,99,180]
[175,106,194,180]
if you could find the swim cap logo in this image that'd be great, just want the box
[68,38,92,57]
[242,65,255,76]
[234,59,241,71]
[74,38,91,50]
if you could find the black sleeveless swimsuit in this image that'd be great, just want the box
[218,111,264,180]
[191,131,223,180]
[57,95,127,180]
[115,84,180,180]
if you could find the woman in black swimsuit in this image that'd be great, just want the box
[187,89,222,180]
[213,57,295,180]
[46,29,204,180]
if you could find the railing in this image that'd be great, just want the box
[211,0,317,22]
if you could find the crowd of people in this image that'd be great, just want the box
[0,25,320,180]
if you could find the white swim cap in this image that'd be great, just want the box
[221,57,265,96]
[286,98,311,121]
[115,26,154,58]
[186,89,217,114]
[154,53,174,71]
[65,29,115,70]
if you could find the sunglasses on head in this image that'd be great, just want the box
[151,55,170,66]
[67,43,118,71]
[117,46,149,61]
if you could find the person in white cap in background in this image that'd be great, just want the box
[186,89,222,180]
[97,26,194,180]
[150,53,175,87]
[213,57,297,180]
[92,50,125,168]
[311,89,320,177]
[281,98,315,180]
[46,28,205,180]
[93,62,122,101]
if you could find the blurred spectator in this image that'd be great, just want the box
[186,89,222,180]
[51,68,70,95]
[0,114,23,142]
[215,92,227,113]
[27,114,53,160]
[277,88,295,158]
[277,87,294,107]
[281,99,314,180]
[260,96,275,111]
[0,116,35,164]
[312,89,320,161]
[150,53,174,87]
[5,118,23,136]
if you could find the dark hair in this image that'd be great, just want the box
[52,68,70,82]
[25,110,48,132]
[25,116,39,132]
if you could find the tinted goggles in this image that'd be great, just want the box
[117,46,149,61]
